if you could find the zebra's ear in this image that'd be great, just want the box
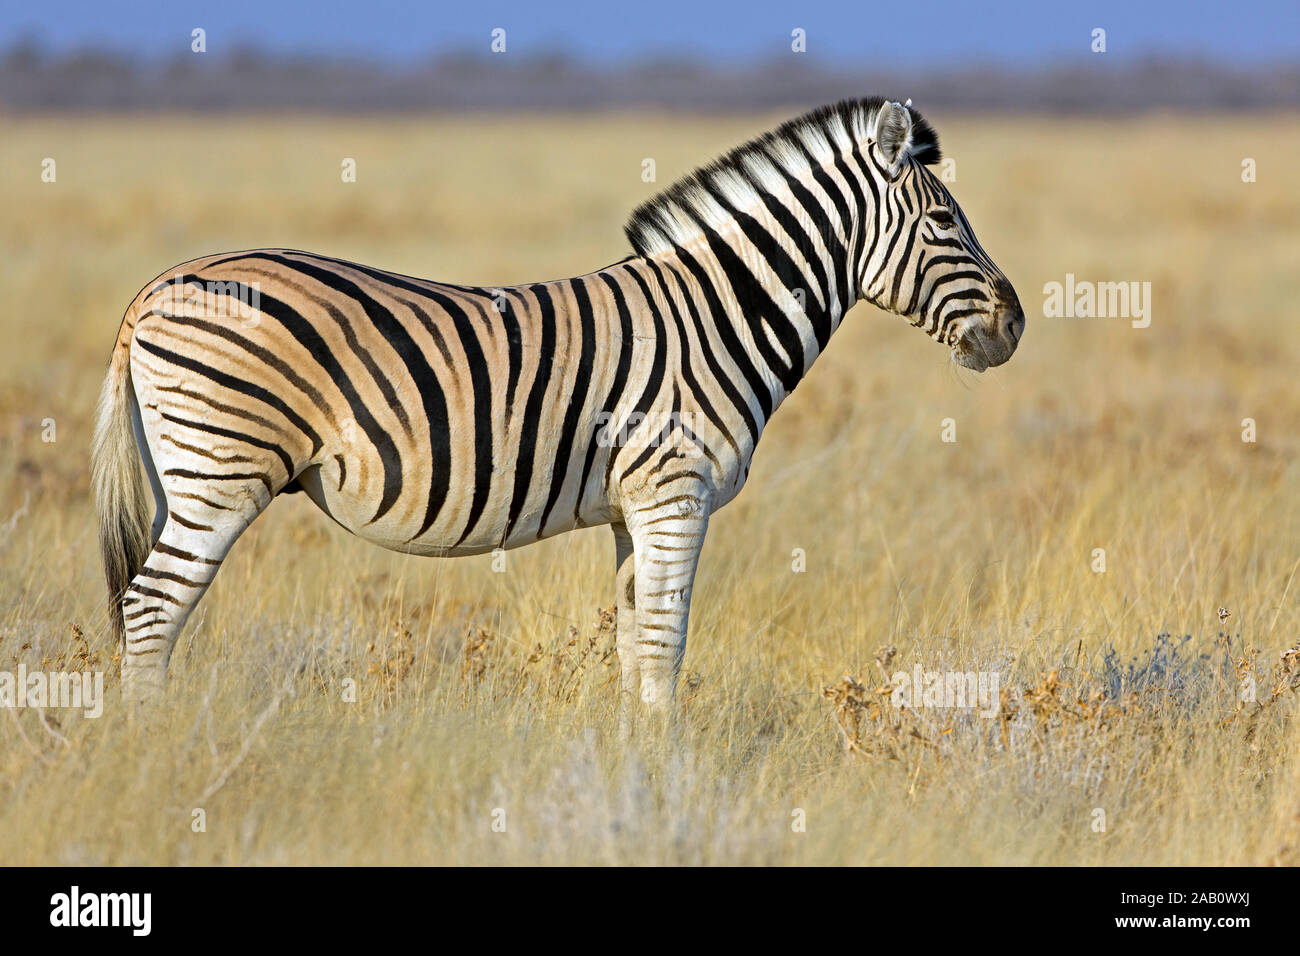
[874,100,914,175]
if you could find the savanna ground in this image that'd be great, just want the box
[1,111,1297,865]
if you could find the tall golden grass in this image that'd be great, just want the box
[0,112,1297,864]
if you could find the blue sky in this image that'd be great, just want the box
[4,0,1299,65]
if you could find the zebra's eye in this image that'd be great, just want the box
[929,209,956,228]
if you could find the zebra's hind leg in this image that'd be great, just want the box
[120,480,269,706]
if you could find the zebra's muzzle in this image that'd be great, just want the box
[953,282,1023,372]
[951,317,1020,371]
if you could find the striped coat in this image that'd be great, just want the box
[93,97,1024,713]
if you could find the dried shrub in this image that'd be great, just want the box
[822,646,944,761]
[461,606,619,706]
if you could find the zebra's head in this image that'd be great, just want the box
[859,101,1024,372]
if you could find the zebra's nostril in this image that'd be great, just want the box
[1003,309,1024,344]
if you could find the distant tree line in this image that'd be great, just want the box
[2,41,1296,112]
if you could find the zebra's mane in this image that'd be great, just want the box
[624,96,941,258]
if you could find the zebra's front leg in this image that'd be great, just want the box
[626,485,710,712]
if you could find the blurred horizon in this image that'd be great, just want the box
[3,44,1299,113]
[6,0,1300,67]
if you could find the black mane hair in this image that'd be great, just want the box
[624,97,941,257]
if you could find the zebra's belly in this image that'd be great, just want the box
[294,463,612,558]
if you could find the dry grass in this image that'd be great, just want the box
[0,111,1297,865]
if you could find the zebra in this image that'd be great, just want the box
[92,97,1024,713]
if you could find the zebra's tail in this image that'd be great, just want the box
[91,337,151,653]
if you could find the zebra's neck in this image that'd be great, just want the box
[609,194,860,429]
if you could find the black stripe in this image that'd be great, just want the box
[689,217,804,393]
[136,566,204,589]
[705,184,831,353]
[159,432,256,466]
[679,419,721,473]
[904,249,928,315]
[157,410,294,476]
[573,272,636,522]
[170,490,237,510]
[767,159,851,317]
[673,246,774,423]
[661,259,759,453]
[643,259,740,460]
[888,219,921,306]
[154,384,282,434]
[124,583,183,605]
[163,468,274,494]
[605,265,669,488]
[848,142,884,293]
[166,510,213,532]
[494,289,527,436]
[793,139,856,301]
[537,277,597,537]
[755,190,834,344]
[372,288,494,547]
[503,284,557,542]
[153,541,221,565]
[827,132,870,304]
